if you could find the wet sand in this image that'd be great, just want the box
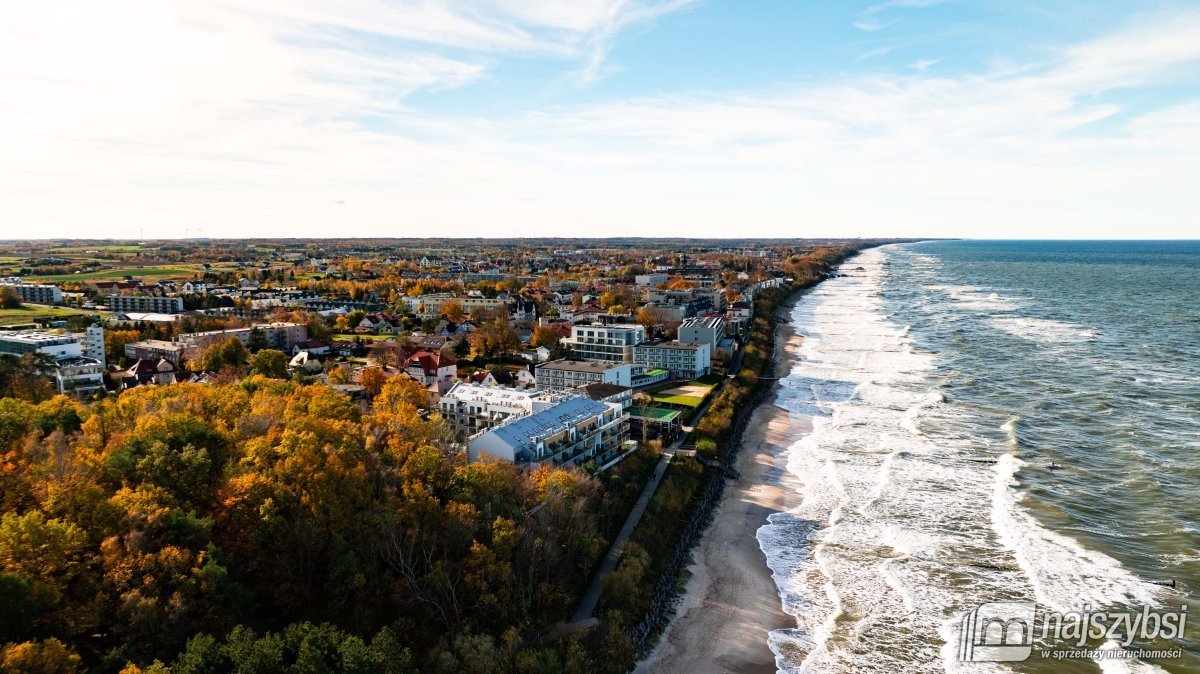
[638,323,808,674]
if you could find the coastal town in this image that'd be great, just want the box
[0,237,867,672]
[0,238,833,470]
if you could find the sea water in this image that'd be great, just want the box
[758,241,1200,673]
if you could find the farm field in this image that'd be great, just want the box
[28,266,199,282]
[0,304,101,327]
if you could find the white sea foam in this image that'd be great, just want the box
[989,316,1097,344]
[757,245,1163,673]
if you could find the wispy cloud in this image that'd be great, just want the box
[1,4,1198,238]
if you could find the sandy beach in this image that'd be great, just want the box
[638,317,809,674]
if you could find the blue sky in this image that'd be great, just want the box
[2,1,1198,238]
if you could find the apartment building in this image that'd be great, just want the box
[80,324,105,367]
[634,273,668,288]
[535,359,634,390]
[438,382,553,435]
[178,322,308,354]
[0,279,62,305]
[678,316,726,352]
[0,331,103,395]
[107,294,185,314]
[467,396,629,469]
[125,339,185,364]
[633,340,712,379]
[0,331,82,359]
[54,357,105,396]
[562,323,645,363]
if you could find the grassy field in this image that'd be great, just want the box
[0,304,98,327]
[645,377,719,408]
[29,266,198,282]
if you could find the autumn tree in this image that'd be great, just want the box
[201,337,249,372]
[359,367,386,397]
[441,300,465,323]
[468,320,520,361]
[635,305,668,329]
[248,349,288,379]
[529,326,560,348]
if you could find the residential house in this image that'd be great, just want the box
[403,351,457,386]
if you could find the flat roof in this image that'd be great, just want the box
[636,340,706,350]
[0,331,76,345]
[537,359,625,373]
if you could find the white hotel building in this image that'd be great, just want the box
[438,382,556,435]
[562,323,645,363]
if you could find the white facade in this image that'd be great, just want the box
[678,316,725,352]
[633,340,712,379]
[82,324,105,367]
[467,396,629,468]
[562,323,645,363]
[535,359,634,390]
[0,331,82,359]
[634,273,668,288]
[439,382,554,435]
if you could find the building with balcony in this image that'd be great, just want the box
[106,294,184,314]
[0,279,62,305]
[678,316,726,352]
[467,396,629,469]
[633,340,711,379]
[438,382,555,435]
[535,359,634,390]
[561,323,645,363]
[125,339,185,364]
[178,322,308,355]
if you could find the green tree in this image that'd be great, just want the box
[248,349,288,379]
[0,285,23,309]
[246,327,268,353]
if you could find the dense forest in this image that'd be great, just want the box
[0,375,648,673]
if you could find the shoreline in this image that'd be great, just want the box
[637,301,810,674]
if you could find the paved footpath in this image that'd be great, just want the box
[570,381,728,623]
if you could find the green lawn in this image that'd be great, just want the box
[0,304,98,327]
[648,392,706,408]
[644,376,718,409]
[29,266,198,282]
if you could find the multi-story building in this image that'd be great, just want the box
[0,331,103,395]
[634,273,668,288]
[678,316,726,353]
[125,339,185,364]
[562,323,645,363]
[53,357,105,396]
[178,322,308,354]
[106,294,184,314]
[0,279,62,305]
[535,359,634,390]
[438,382,554,435]
[81,324,105,367]
[467,396,629,469]
[633,340,712,379]
[0,331,82,359]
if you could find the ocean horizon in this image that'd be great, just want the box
[760,239,1200,672]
